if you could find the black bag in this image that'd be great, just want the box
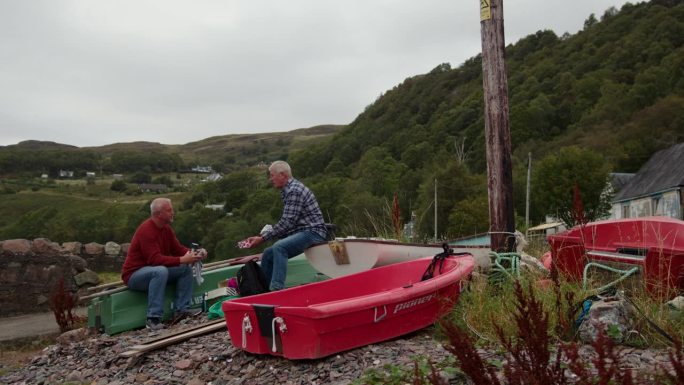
[236,260,270,297]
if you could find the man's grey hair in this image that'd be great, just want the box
[150,197,171,215]
[269,160,292,177]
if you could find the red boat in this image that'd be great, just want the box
[222,253,475,359]
[546,216,684,297]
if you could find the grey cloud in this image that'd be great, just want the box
[0,0,631,146]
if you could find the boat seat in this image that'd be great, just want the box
[586,249,647,263]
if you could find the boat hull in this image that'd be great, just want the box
[547,216,684,297]
[305,238,488,277]
[222,254,475,359]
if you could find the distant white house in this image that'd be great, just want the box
[40,173,48,179]
[112,174,124,180]
[191,165,213,173]
[403,211,417,241]
[527,220,565,241]
[138,183,168,193]
[205,204,225,211]
[86,171,96,178]
[59,170,74,178]
[205,173,222,182]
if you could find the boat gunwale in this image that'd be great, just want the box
[307,238,491,249]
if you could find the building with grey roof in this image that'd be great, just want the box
[611,142,684,219]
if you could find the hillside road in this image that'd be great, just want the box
[0,308,87,343]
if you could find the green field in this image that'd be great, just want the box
[0,177,191,244]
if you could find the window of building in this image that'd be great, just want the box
[652,195,663,216]
[621,204,630,218]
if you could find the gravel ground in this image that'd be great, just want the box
[0,315,678,385]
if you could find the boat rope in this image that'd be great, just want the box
[271,317,287,352]
[462,310,492,343]
[241,314,253,349]
[374,305,387,322]
[625,329,649,346]
[621,292,676,346]
[421,243,452,281]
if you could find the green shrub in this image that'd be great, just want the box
[110,179,128,192]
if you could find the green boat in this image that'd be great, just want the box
[87,254,328,335]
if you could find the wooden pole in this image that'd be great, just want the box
[526,152,531,234]
[434,178,438,242]
[480,0,515,252]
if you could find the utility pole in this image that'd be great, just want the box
[434,178,438,242]
[526,152,531,234]
[480,0,515,252]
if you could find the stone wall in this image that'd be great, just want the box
[0,238,128,316]
[61,240,129,272]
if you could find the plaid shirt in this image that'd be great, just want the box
[262,178,326,242]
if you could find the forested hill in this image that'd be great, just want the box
[290,0,683,180]
[1,0,683,247]
[0,124,343,175]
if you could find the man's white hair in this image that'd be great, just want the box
[150,197,171,215]
[269,160,292,177]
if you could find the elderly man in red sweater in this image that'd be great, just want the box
[121,197,206,330]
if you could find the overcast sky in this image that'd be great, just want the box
[0,0,632,147]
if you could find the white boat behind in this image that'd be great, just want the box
[304,237,491,278]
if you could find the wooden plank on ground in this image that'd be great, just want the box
[120,319,226,358]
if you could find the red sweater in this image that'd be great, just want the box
[121,218,189,284]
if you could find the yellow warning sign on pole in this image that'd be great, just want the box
[480,0,491,21]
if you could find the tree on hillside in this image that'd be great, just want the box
[173,204,225,251]
[414,158,487,240]
[355,147,406,198]
[532,146,612,227]
[447,195,490,238]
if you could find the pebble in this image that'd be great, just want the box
[0,317,678,384]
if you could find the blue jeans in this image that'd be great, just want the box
[127,265,194,319]
[261,230,326,291]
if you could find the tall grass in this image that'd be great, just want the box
[443,271,587,344]
[422,274,683,384]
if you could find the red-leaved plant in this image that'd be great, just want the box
[421,278,683,384]
[49,277,81,333]
[392,192,402,240]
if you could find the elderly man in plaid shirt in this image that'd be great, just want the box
[242,160,327,291]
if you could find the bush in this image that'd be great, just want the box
[110,179,128,192]
[127,172,151,184]
[152,175,174,187]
